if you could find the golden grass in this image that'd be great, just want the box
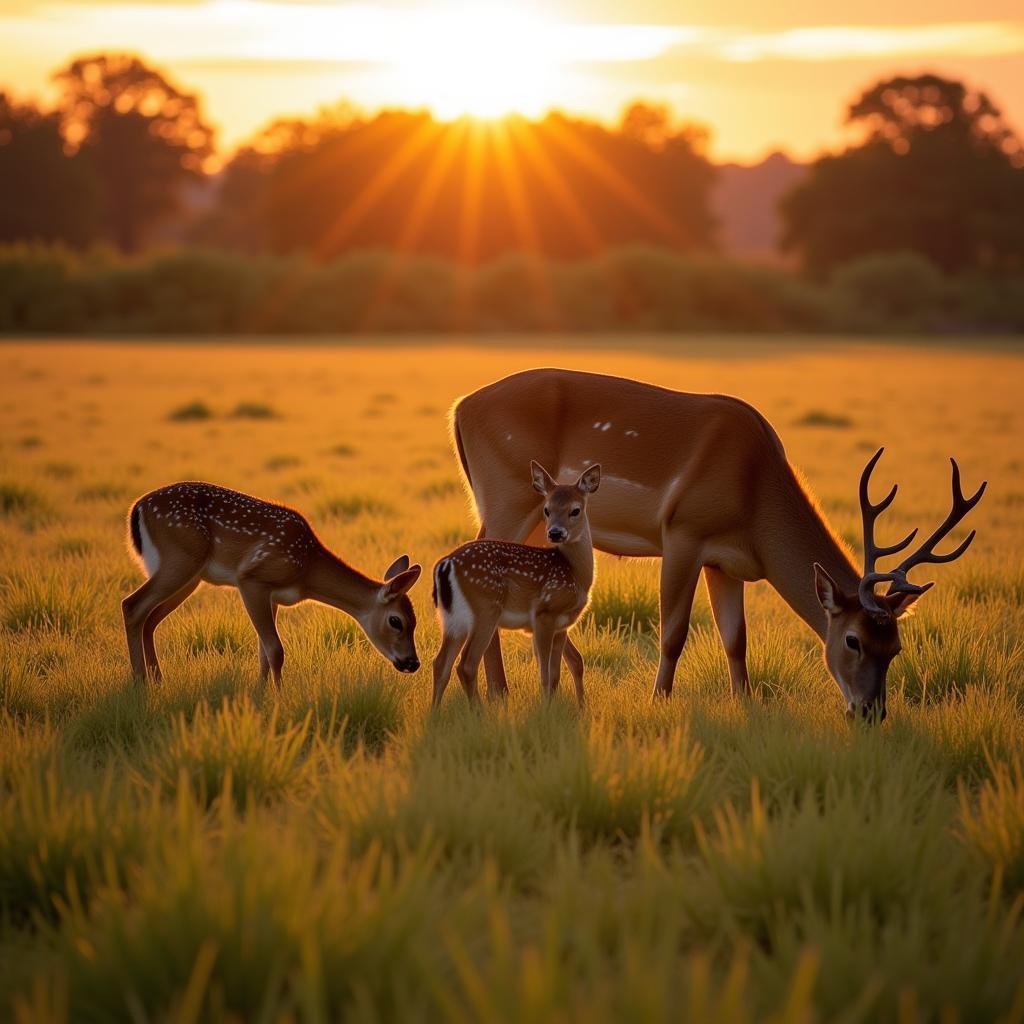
[0,336,1022,1021]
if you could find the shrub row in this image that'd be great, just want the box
[1,244,1022,334]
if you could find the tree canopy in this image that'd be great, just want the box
[194,104,716,261]
[781,74,1024,276]
[0,92,100,246]
[54,53,215,252]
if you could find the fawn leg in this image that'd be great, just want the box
[562,634,586,707]
[432,631,466,707]
[239,583,284,687]
[257,603,280,683]
[457,611,501,703]
[123,561,201,682]
[141,578,200,680]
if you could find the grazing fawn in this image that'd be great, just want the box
[122,482,422,685]
[431,461,600,706]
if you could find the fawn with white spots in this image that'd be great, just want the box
[431,461,600,707]
[123,482,422,685]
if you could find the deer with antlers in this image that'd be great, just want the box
[123,482,422,685]
[450,368,986,721]
[431,461,600,707]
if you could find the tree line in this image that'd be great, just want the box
[1,54,1023,279]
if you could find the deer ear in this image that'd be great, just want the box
[885,582,933,619]
[814,563,844,614]
[381,564,421,601]
[383,554,410,581]
[531,461,556,495]
[577,463,601,494]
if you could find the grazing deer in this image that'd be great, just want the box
[431,461,600,707]
[123,482,422,685]
[450,368,986,721]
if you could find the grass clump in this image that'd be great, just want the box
[318,493,396,522]
[794,409,853,428]
[231,400,279,419]
[167,400,213,422]
[0,481,46,517]
[959,755,1024,895]
[145,701,310,809]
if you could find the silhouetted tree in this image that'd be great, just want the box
[54,54,214,252]
[199,104,715,260]
[781,74,1024,276]
[0,93,100,245]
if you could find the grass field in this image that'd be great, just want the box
[1,336,1023,1022]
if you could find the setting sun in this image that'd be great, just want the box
[385,5,562,120]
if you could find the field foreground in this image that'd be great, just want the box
[1,337,1023,1022]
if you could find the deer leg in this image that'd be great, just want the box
[549,630,567,693]
[257,603,280,683]
[532,618,558,698]
[239,583,284,687]
[652,536,702,699]
[457,611,501,703]
[476,510,540,700]
[123,562,201,682]
[562,634,586,707]
[432,631,466,707]
[141,578,201,681]
[704,566,750,698]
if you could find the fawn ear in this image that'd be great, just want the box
[531,461,557,495]
[885,581,933,619]
[381,564,421,600]
[813,563,844,614]
[577,463,601,494]
[383,554,410,581]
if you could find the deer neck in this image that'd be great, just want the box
[760,475,861,641]
[557,521,596,593]
[304,547,379,620]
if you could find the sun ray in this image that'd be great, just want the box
[359,118,470,329]
[488,119,562,330]
[314,116,444,260]
[537,117,689,247]
[505,118,605,255]
[508,118,626,319]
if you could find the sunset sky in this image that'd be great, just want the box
[2,0,1023,161]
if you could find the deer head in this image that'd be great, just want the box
[532,461,601,544]
[815,448,985,722]
[363,554,422,673]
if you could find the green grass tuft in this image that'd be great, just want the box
[167,400,213,422]
[231,400,279,419]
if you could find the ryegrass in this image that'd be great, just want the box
[0,337,1022,1021]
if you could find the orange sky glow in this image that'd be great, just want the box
[2,0,1023,161]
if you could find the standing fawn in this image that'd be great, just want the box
[123,482,422,685]
[431,461,600,707]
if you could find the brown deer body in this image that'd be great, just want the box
[431,462,600,706]
[123,482,422,685]
[451,369,985,720]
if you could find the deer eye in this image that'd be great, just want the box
[543,507,549,517]
[388,615,403,632]
[570,508,581,517]
[845,634,861,652]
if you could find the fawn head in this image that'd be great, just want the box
[367,555,422,673]
[532,461,601,545]
[815,448,985,722]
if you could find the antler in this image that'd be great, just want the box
[856,448,986,616]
